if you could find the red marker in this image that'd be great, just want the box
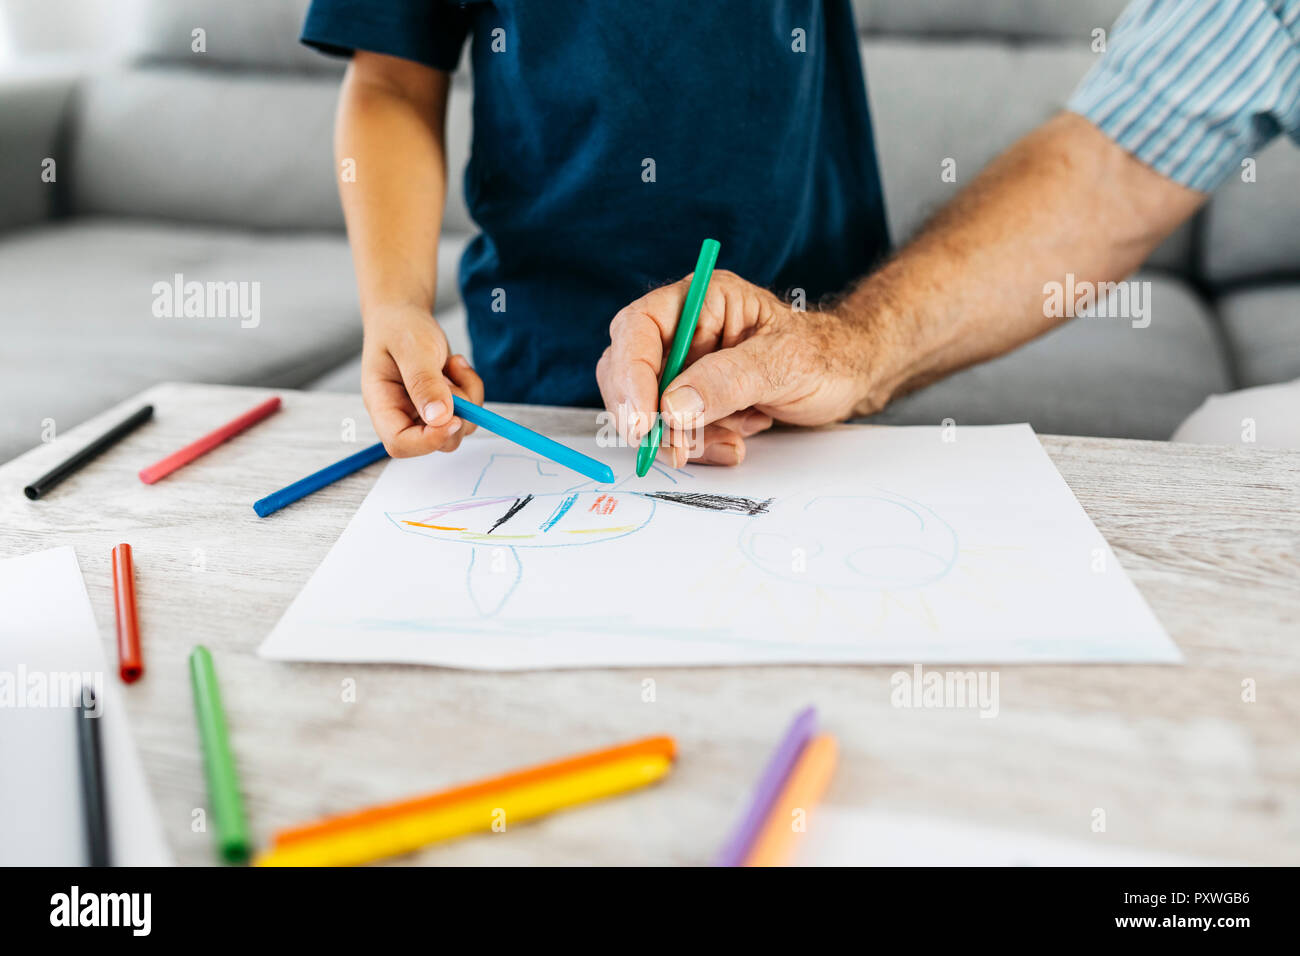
[112,543,143,683]
[138,396,281,484]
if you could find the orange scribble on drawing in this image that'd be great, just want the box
[588,494,617,515]
[401,520,466,531]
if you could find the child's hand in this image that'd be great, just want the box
[361,304,484,457]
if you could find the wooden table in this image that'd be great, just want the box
[2,382,1297,865]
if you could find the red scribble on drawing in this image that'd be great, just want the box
[588,494,617,515]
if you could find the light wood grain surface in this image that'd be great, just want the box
[2,382,1297,866]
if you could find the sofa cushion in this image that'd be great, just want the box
[0,219,364,462]
[863,39,1193,274]
[864,273,1232,439]
[1216,285,1300,387]
[1172,380,1300,449]
[1200,139,1300,287]
[69,67,477,237]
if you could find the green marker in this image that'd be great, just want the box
[189,645,252,864]
[636,238,721,477]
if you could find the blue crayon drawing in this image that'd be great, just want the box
[386,454,761,617]
[385,454,958,621]
[739,491,958,590]
[538,493,579,531]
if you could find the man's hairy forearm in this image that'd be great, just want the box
[836,112,1206,416]
[336,55,450,319]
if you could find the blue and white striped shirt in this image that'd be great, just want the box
[1069,0,1300,191]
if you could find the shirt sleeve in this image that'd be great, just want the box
[300,0,471,72]
[1067,0,1300,192]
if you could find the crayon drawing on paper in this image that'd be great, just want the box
[260,426,1180,669]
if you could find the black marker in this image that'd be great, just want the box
[76,690,111,867]
[23,405,153,500]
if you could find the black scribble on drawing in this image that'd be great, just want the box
[486,494,534,534]
[642,492,772,516]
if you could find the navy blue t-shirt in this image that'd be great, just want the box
[303,0,890,407]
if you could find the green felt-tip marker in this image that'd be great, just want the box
[636,238,721,477]
[189,645,252,864]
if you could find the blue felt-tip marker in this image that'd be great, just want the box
[451,396,614,484]
[253,441,389,518]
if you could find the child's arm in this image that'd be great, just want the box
[336,51,483,457]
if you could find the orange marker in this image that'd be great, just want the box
[743,734,838,867]
[111,543,143,683]
[274,734,676,847]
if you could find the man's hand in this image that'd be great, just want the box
[362,304,484,457]
[596,270,879,467]
[597,114,1208,471]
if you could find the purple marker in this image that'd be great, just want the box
[714,706,818,866]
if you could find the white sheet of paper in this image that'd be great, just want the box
[794,807,1231,866]
[0,547,172,865]
[260,424,1178,669]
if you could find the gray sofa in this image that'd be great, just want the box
[2,0,1297,463]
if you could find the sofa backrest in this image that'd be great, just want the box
[70,68,343,232]
[862,38,1191,273]
[1200,140,1300,287]
[851,0,1129,39]
[63,0,1300,284]
[68,0,476,235]
[126,0,343,76]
